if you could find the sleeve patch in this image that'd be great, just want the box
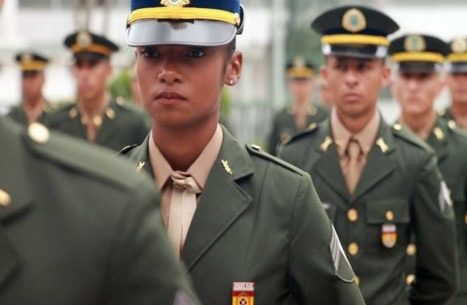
[330,226,355,283]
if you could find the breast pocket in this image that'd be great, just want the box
[365,200,410,253]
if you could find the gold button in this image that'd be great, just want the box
[406,243,416,256]
[28,123,50,144]
[348,243,359,256]
[393,123,402,131]
[308,122,317,130]
[354,275,360,286]
[93,116,103,127]
[0,189,11,207]
[68,107,78,119]
[406,274,416,286]
[448,120,457,130]
[347,209,358,222]
[385,210,394,221]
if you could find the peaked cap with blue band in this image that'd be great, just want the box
[312,5,399,59]
[127,0,244,47]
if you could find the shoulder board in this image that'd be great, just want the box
[245,144,304,175]
[24,123,144,189]
[119,144,138,155]
[391,125,431,151]
[285,124,319,145]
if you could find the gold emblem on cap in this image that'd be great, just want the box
[404,35,426,52]
[21,53,33,63]
[451,37,467,53]
[77,31,92,48]
[293,56,306,68]
[342,8,367,33]
[28,122,50,144]
[0,189,12,207]
[161,0,190,7]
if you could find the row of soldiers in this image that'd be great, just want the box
[1,1,466,305]
[6,31,150,151]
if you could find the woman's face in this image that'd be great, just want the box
[136,44,242,129]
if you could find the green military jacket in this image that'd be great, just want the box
[267,103,328,155]
[6,103,54,126]
[0,117,199,305]
[48,99,150,151]
[279,118,457,305]
[402,118,467,305]
[120,127,365,305]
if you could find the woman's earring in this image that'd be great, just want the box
[228,79,235,85]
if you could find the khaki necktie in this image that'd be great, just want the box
[168,171,201,258]
[345,138,363,194]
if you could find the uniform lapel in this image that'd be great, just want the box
[181,128,254,271]
[312,120,350,201]
[0,118,33,287]
[427,118,448,163]
[352,121,395,201]
[127,135,154,179]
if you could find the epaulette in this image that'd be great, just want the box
[24,123,143,189]
[391,123,431,151]
[119,144,138,155]
[245,144,304,175]
[284,123,319,145]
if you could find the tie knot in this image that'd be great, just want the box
[346,138,362,159]
[170,171,202,194]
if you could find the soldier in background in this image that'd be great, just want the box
[440,37,467,129]
[390,33,467,305]
[267,57,328,155]
[48,30,149,151]
[7,52,52,125]
[280,6,457,305]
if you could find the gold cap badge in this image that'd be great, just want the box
[77,31,92,48]
[451,37,467,54]
[404,35,426,52]
[342,9,366,33]
[21,53,33,63]
[161,0,190,7]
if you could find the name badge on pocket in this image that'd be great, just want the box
[232,282,254,305]
[381,224,397,248]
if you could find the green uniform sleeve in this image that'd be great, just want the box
[409,153,458,305]
[288,173,366,305]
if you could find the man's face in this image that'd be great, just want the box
[447,72,467,104]
[135,44,242,129]
[322,56,390,119]
[71,57,112,102]
[21,70,45,102]
[392,71,444,117]
[287,78,313,102]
